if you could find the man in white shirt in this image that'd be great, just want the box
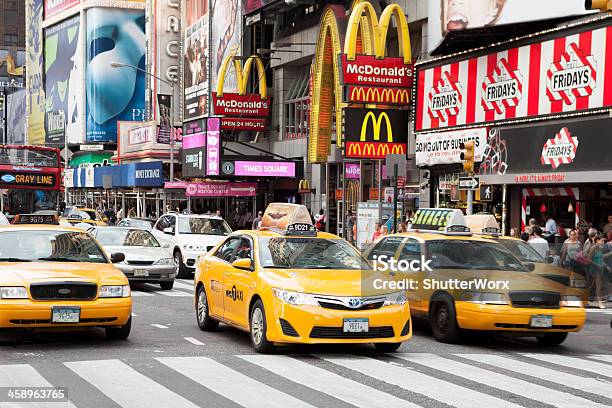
[543,213,558,235]
[529,226,549,258]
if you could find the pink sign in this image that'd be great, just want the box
[164,181,187,189]
[185,182,257,197]
[234,161,295,177]
[206,118,221,176]
[345,163,361,179]
[182,132,206,149]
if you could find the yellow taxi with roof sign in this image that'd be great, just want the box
[0,220,132,339]
[363,208,585,345]
[194,203,412,353]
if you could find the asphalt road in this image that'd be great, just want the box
[1,279,611,408]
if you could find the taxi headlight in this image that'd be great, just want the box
[461,292,509,305]
[272,288,318,305]
[560,295,583,308]
[183,244,204,252]
[0,286,28,299]
[383,291,407,306]
[154,258,174,265]
[99,285,131,298]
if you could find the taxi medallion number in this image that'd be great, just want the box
[343,318,369,333]
[52,307,80,323]
[529,315,553,328]
[134,270,149,277]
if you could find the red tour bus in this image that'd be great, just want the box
[0,145,62,216]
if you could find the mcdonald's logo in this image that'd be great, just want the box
[347,86,411,104]
[298,179,312,194]
[344,108,408,160]
[213,54,270,118]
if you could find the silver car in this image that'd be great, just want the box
[90,227,176,290]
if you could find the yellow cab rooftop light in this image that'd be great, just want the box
[464,214,501,237]
[409,208,472,236]
[13,213,60,225]
[259,203,316,236]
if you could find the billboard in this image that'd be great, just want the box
[183,0,209,121]
[344,108,409,160]
[211,0,241,95]
[86,8,146,142]
[415,128,488,167]
[6,90,27,144]
[415,23,612,133]
[44,0,79,19]
[428,0,596,53]
[44,16,82,145]
[26,0,46,145]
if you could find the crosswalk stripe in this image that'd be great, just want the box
[396,353,608,408]
[157,357,316,408]
[157,290,192,297]
[239,355,418,408]
[587,355,612,364]
[130,291,154,297]
[318,354,523,408]
[172,280,194,290]
[521,353,612,378]
[458,354,612,399]
[65,359,198,408]
[0,364,77,408]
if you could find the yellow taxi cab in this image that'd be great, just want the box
[60,206,107,226]
[465,214,587,289]
[0,215,132,339]
[194,203,412,353]
[363,208,585,346]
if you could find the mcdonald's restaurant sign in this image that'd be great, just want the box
[346,86,411,105]
[341,55,413,89]
[298,179,313,194]
[344,108,408,160]
[213,55,270,129]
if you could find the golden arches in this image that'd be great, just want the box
[216,54,267,98]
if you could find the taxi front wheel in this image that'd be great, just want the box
[430,296,461,343]
[250,300,274,354]
[105,317,131,340]
[537,332,568,346]
[196,286,219,331]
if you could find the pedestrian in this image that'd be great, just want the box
[583,228,598,255]
[346,210,356,243]
[252,211,263,230]
[561,229,582,270]
[371,222,382,242]
[381,225,389,236]
[603,214,612,237]
[587,235,610,308]
[520,231,530,242]
[528,226,549,258]
[315,209,326,231]
[543,213,559,244]
[509,227,520,239]
[127,206,136,218]
[397,222,407,233]
[116,206,125,221]
[216,209,222,218]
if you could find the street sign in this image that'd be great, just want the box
[479,184,493,201]
[385,154,407,178]
[458,176,479,190]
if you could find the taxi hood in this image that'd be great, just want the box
[0,262,127,286]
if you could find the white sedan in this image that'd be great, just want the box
[90,227,176,290]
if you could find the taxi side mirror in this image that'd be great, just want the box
[111,252,126,263]
[524,262,536,272]
[232,258,253,271]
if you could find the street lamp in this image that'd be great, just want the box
[110,62,176,181]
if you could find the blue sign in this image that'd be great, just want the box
[1,174,15,183]
[132,162,163,187]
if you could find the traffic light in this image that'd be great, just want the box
[585,0,612,10]
[460,141,475,174]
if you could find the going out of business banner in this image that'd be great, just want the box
[86,8,146,142]
[44,15,82,145]
[26,0,46,145]
[183,0,209,121]
[211,0,241,95]
[428,0,596,53]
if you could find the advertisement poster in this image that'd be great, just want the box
[428,0,595,52]
[86,8,146,142]
[211,0,241,95]
[7,90,27,144]
[0,95,4,143]
[26,0,46,145]
[416,24,612,133]
[44,0,79,19]
[44,16,82,145]
[183,0,209,121]
[157,94,172,144]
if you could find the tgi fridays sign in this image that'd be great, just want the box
[416,24,612,132]
[540,127,578,169]
[415,128,488,166]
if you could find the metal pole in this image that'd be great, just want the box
[502,184,508,235]
[467,190,474,215]
[393,163,398,233]
[377,160,383,224]
[170,84,175,181]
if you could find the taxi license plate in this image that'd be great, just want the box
[134,269,149,277]
[343,318,369,333]
[530,315,553,328]
[52,307,80,323]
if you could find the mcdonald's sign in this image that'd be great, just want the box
[344,108,408,160]
[346,86,411,105]
[299,179,312,194]
[213,55,270,118]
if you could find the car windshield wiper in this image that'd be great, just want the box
[0,257,32,262]
[36,257,82,262]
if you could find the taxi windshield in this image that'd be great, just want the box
[96,228,160,247]
[259,237,371,270]
[178,217,231,236]
[496,239,544,263]
[0,230,108,263]
[426,240,528,272]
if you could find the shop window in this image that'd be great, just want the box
[284,67,310,140]
[3,34,18,46]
